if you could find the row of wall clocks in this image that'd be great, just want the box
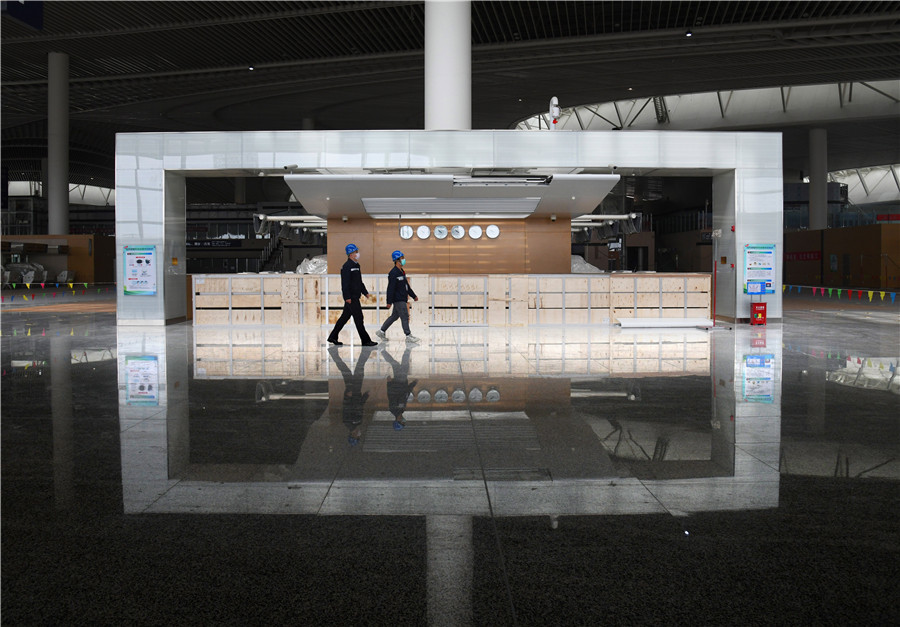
[399,224,501,240]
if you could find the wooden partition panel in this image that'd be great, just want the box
[193,273,711,327]
[329,218,565,275]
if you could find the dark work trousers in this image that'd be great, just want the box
[381,302,411,336]
[329,298,372,343]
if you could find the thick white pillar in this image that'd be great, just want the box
[425,0,471,130]
[808,128,828,230]
[48,52,69,234]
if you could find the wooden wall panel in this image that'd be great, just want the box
[524,217,571,274]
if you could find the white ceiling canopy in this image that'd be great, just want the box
[283,173,620,220]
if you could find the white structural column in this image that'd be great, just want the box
[48,52,70,234]
[425,0,471,130]
[808,128,828,230]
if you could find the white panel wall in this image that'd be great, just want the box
[116,134,166,323]
[115,129,783,323]
[164,173,187,322]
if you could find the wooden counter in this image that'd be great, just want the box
[191,272,711,327]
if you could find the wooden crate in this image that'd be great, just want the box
[195,277,228,293]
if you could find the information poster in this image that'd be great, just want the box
[742,354,775,403]
[123,245,157,295]
[125,355,159,406]
[744,244,775,294]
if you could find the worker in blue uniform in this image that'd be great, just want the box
[376,250,420,343]
[327,243,377,346]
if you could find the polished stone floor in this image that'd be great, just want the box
[2,293,898,625]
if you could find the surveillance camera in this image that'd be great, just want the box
[283,164,299,170]
[609,165,618,170]
[550,214,557,222]
[342,215,348,223]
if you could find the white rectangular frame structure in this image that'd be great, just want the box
[115,129,782,324]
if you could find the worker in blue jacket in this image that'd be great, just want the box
[327,244,377,346]
[376,250,421,343]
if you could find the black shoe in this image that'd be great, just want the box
[327,338,343,346]
[361,341,378,347]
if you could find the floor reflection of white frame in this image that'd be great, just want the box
[119,325,781,516]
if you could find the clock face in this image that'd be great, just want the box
[417,390,431,403]
[469,388,483,402]
[434,225,449,239]
[485,224,500,239]
[434,389,449,403]
[416,225,431,239]
[451,389,466,403]
[399,225,413,240]
[486,388,500,402]
[451,225,465,239]
[468,225,483,239]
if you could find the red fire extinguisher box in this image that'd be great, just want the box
[750,302,767,325]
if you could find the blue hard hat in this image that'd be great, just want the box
[345,243,358,255]
[392,250,404,262]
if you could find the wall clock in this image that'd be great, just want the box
[399,225,413,240]
[486,224,500,239]
[451,225,465,239]
[416,225,431,239]
[468,225,483,239]
[434,225,448,239]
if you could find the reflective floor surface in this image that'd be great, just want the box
[2,294,898,625]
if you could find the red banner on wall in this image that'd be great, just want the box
[876,214,900,222]
[785,251,822,262]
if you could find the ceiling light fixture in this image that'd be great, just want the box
[452,175,552,187]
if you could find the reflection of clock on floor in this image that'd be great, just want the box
[417,225,431,239]
[451,225,465,239]
[399,225,413,240]
[434,225,448,239]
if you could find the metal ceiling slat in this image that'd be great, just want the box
[522,0,539,40]
[515,0,532,41]
[503,0,519,42]
[471,2,489,44]
[377,5,414,51]
[487,1,504,42]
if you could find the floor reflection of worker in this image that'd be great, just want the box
[328,344,377,446]
[381,344,417,430]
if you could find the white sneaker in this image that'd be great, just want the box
[406,334,421,343]
[376,330,387,340]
